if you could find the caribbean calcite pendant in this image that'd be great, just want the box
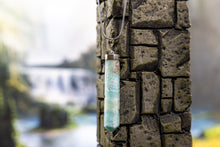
[104,54,120,132]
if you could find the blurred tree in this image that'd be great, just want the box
[0,1,36,146]
[59,45,96,72]
[0,44,10,83]
[0,88,17,147]
[58,45,96,72]
[39,104,69,129]
[77,45,96,71]
[0,0,38,114]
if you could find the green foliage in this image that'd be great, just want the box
[0,2,33,146]
[0,89,4,117]
[204,125,220,139]
[0,44,10,83]
[39,104,70,129]
[0,40,39,116]
[0,90,17,147]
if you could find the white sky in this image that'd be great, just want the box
[4,0,97,65]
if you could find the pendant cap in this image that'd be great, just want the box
[105,54,120,60]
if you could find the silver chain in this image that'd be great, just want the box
[97,0,127,42]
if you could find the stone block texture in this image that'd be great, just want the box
[160,30,190,77]
[131,46,158,71]
[96,0,192,146]
[120,81,140,124]
[142,72,160,114]
[131,0,175,28]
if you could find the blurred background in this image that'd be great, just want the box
[0,0,220,146]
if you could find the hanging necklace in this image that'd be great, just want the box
[97,0,127,132]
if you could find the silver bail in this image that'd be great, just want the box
[105,54,120,60]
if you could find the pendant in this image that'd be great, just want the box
[104,54,120,132]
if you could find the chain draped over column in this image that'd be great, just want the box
[96,0,192,146]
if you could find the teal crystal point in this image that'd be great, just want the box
[104,54,120,132]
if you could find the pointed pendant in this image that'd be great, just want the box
[104,54,120,132]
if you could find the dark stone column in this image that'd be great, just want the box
[96,0,192,146]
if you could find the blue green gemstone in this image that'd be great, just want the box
[104,59,120,132]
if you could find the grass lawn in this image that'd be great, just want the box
[193,137,220,147]
[193,125,220,147]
